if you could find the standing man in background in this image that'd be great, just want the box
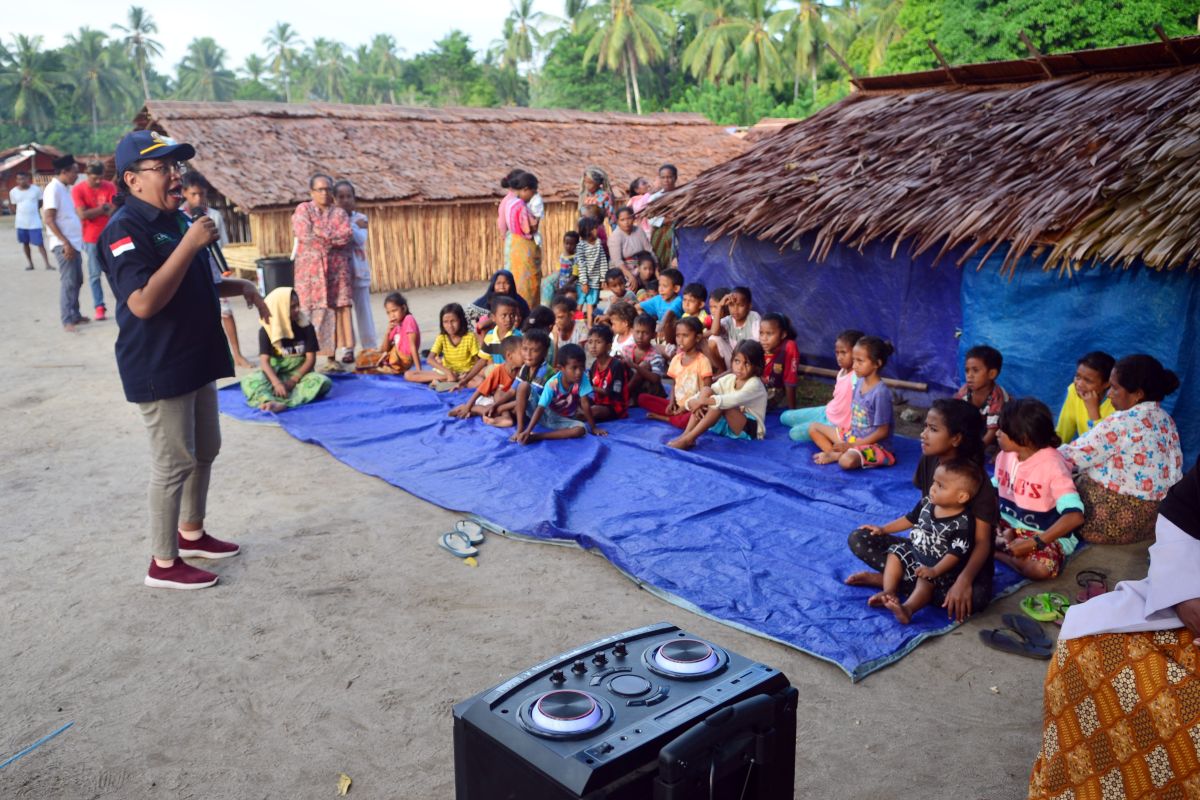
[9,171,52,271]
[42,154,88,332]
[73,162,118,321]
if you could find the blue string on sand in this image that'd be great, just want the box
[0,722,74,770]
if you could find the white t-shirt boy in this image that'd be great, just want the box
[8,185,43,230]
[43,178,83,250]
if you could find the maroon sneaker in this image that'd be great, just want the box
[144,558,218,590]
[177,530,241,559]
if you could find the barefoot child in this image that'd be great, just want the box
[781,329,861,441]
[668,340,767,450]
[865,461,981,624]
[240,288,332,412]
[449,336,524,425]
[355,292,419,375]
[407,303,487,388]
[503,329,554,431]
[758,312,800,409]
[512,343,606,444]
[587,325,630,422]
[575,216,609,328]
[810,336,896,470]
[993,398,1085,581]
[626,313,666,398]
[1055,351,1116,444]
[637,316,712,429]
[954,344,1009,453]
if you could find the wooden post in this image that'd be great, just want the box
[823,43,862,90]
[1018,31,1055,79]
[798,364,928,392]
[1155,25,1184,66]
[925,41,960,85]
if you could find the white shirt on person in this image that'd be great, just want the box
[42,178,83,250]
[9,185,42,229]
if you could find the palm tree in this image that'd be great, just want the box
[368,33,404,103]
[0,34,64,132]
[769,0,844,102]
[112,6,162,101]
[263,22,302,102]
[565,0,592,31]
[310,38,349,102]
[500,0,556,68]
[681,0,746,84]
[579,0,673,114]
[176,37,236,101]
[64,27,136,140]
[854,0,903,74]
[723,0,784,90]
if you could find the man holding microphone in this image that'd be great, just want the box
[101,130,269,590]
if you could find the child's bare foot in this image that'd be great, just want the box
[883,595,913,624]
[867,590,889,608]
[812,451,838,465]
[259,401,287,413]
[846,571,884,588]
[647,413,670,422]
[666,437,693,450]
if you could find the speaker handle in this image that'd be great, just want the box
[653,694,777,800]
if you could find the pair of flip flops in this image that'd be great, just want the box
[439,520,486,558]
[1076,569,1109,603]
[978,614,1054,660]
[1020,592,1071,625]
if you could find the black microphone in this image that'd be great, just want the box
[189,207,230,274]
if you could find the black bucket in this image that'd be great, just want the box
[256,257,294,295]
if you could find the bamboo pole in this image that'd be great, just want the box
[798,364,928,392]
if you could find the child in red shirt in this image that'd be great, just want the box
[759,312,801,409]
[586,324,630,421]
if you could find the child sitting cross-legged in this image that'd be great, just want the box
[355,292,419,375]
[809,336,896,470]
[240,288,332,412]
[625,312,666,398]
[668,340,767,450]
[448,335,524,425]
[954,344,1009,454]
[586,324,630,422]
[781,329,862,442]
[758,312,800,409]
[637,316,712,429]
[512,343,607,444]
[861,460,981,624]
[406,302,488,388]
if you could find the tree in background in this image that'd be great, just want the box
[681,0,744,85]
[770,0,846,102]
[725,0,786,90]
[0,35,64,133]
[264,22,302,103]
[176,37,236,101]
[64,28,137,139]
[310,38,350,102]
[580,0,673,113]
[112,6,162,101]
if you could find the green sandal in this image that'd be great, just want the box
[1019,592,1071,624]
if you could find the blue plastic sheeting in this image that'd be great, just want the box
[677,228,963,398]
[960,247,1200,466]
[219,376,1025,680]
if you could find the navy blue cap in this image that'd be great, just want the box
[115,130,196,176]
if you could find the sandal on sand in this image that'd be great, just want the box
[1002,614,1053,650]
[1076,569,1109,603]
[978,628,1053,660]
[1019,592,1071,624]
[455,520,485,545]
[439,531,478,558]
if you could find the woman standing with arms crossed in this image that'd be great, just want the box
[293,174,354,370]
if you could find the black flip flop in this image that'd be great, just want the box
[978,628,1053,660]
[1001,613,1053,650]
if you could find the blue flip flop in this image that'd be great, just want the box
[439,531,478,558]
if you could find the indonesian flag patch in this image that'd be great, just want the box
[110,236,135,257]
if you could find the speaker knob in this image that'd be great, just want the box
[549,669,565,685]
[613,642,627,657]
[592,651,608,667]
[571,660,587,675]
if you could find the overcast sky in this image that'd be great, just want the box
[8,0,564,72]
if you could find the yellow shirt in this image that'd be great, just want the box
[1056,382,1115,444]
[430,333,481,375]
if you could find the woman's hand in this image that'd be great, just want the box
[1175,598,1200,639]
[942,579,973,622]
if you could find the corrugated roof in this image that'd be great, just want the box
[136,102,746,211]
[653,36,1200,273]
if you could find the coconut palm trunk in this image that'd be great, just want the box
[139,56,151,100]
[626,41,643,115]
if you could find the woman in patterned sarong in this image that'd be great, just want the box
[1028,458,1200,800]
[497,171,541,310]
[292,174,354,367]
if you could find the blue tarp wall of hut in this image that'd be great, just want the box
[677,228,1200,465]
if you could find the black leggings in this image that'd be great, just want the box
[846,527,993,610]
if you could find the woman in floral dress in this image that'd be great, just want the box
[292,174,354,368]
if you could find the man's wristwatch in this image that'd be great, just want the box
[1032,534,1047,550]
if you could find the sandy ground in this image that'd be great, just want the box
[0,214,1151,799]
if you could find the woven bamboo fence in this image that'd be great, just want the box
[246,200,581,292]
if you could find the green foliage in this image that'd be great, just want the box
[669,80,813,126]
[534,31,628,110]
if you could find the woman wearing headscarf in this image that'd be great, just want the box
[1059,354,1184,544]
[496,170,541,310]
[292,173,354,369]
[464,269,530,333]
[1028,458,1200,799]
[239,287,331,412]
[579,166,617,229]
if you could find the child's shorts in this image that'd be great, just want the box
[839,428,896,469]
[524,387,585,431]
[578,286,600,306]
[780,406,828,442]
[1000,525,1065,578]
[711,413,758,441]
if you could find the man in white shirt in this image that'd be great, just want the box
[42,154,88,331]
[8,171,52,271]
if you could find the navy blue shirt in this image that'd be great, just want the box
[100,195,233,402]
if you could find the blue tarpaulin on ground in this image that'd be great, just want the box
[220,376,1025,680]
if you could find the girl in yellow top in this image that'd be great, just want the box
[406,303,488,389]
[1055,351,1115,444]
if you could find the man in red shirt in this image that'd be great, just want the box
[72,162,117,320]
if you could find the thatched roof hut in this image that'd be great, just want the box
[134,101,745,290]
[652,36,1200,462]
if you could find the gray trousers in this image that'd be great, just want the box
[54,246,83,325]
[137,383,222,560]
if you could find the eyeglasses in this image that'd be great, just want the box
[311,186,332,193]
[135,162,185,176]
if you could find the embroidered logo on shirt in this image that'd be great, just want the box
[109,236,135,256]
[152,232,176,247]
